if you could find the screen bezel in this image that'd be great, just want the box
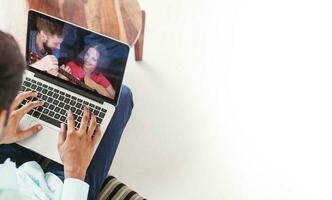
[26,9,130,106]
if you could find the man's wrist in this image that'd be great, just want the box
[64,168,87,181]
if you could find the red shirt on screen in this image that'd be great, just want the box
[66,61,111,89]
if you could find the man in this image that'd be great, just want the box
[28,16,65,75]
[0,31,133,200]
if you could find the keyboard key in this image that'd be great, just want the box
[53,100,59,106]
[40,114,61,128]
[26,77,31,81]
[37,106,43,112]
[54,89,59,93]
[59,102,65,108]
[42,89,47,94]
[60,91,65,95]
[96,117,102,124]
[47,91,53,96]
[43,109,49,115]
[49,111,55,117]
[64,98,70,103]
[93,110,99,116]
[55,107,60,113]
[99,112,105,118]
[47,97,54,103]
[71,96,77,100]
[37,86,43,92]
[59,96,64,101]
[31,79,36,83]
[55,114,60,119]
[32,111,41,118]
[75,109,82,116]
[42,84,47,88]
[31,84,37,90]
[60,109,66,115]
[89,103,95,108]
[60,116,66,122]
[65,94,71,98]
[75,103,82,108]
[95,106,101,111]
[53,93,59,99]
[23,81,31,87]
[70,107,76,112]
[83,101,88,105]
[49,104,55,110]
[64,105,70,110]
[77,99,83,103]
[70,100,75,106]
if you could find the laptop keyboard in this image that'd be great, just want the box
[20,77,107,129]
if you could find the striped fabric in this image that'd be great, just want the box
[97,176,146,200]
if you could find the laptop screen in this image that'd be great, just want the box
[26,10,129,105]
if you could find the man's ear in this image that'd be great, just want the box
[39,30,48,42]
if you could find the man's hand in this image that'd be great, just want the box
[0,91,44,144]
[58,65,71,81]
[47,68,59,77]
[57,107,101,181]
[30,55,58,72]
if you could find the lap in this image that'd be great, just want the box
[0,143,43,167]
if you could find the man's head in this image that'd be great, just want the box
[0,31,25,129]
[36,17,64,53]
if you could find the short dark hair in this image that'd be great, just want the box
[0,31,25,111]
[36,17,64,36]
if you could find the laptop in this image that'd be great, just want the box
[18,9,130,164]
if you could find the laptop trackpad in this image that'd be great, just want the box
[18,119,62,164]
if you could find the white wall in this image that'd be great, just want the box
[2,0,332,199]
[113,0,332,200]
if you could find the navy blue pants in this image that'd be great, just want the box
[0,86,134,200]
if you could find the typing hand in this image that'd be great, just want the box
[57,107,101,181]
[0,91,44,144]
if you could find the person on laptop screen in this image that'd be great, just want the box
[60,43,116,99]
[0,31,133,200]
[28,16,65,75]
[27,15,121,100]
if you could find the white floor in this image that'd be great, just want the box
[2,0,332,199]
[113,0,332,200]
